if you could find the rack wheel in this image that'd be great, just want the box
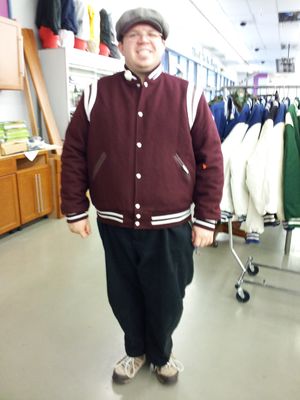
[247,264,259,276]
[212,240,218,248]
[236,288,250,303]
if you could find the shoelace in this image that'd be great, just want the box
[152,356,184,372]
[163,357,184,372]
[117,356,142,378]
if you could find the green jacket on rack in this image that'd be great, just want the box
[283,102,300,227]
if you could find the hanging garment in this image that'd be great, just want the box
[73,0,90,40]
[220,102,251,218]
[35,0,61,34]
[246,104,278,217]
[99,8,121,59]
[230,102,264,217]
[241,102,284,238]
[264,102,286,220]
[210,97,239,142]
[283,103,300,227]
[61,0,78,34]
[240,105,274,236]
[59,28,75,48]
[87,2,99,53]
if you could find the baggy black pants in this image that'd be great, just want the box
[97,221,194,366]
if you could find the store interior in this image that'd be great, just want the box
[0,1,300,399]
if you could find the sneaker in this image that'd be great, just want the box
[154,355,184,384]
[112,355,146,384]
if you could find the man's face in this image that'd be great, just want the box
[118,23,166,74]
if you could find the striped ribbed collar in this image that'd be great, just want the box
[123,63,163,82]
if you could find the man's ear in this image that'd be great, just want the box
[118,42,124,56]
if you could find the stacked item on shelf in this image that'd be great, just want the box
[0,125,5,141]
[0,120,30,156]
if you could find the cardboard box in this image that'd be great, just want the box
[0,141,28,156]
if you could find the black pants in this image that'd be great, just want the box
[97,221,194,366]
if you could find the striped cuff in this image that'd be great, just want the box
[193,218,217,231]
[66,211,88,223]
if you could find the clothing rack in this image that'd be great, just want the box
[221,85,300,94]
[217,84,300,255]
[227,217,300,303]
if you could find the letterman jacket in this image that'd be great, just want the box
[61,65,224,231]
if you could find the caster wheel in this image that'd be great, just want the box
[236,289,250,303]
[212,241,218,248]
[247,264,259,276]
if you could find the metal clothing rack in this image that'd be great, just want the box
[220,84,300,95]
[219,84,300,255]
[227,218,300,303]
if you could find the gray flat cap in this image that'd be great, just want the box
[116,7,169,41]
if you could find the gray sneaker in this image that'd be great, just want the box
[112,355,146,384]
[154,355,184,384]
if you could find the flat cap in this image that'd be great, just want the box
[116,7,169,41]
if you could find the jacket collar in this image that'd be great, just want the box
[123,64,163,83]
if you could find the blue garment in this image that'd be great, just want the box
[274,102,286,125]
[210,97,239,141]
[245,103,265,133]
[210,101,226,140]
[61,0,78,34]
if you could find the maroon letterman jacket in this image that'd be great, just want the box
[61,65,224,231]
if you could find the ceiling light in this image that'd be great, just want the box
[255,48,260,52]
[240,21,247,27]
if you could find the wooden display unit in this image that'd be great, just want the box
[0,151,53,235]
[0,16,24,90]
[39,48,123,138]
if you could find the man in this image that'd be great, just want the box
[61,7,223,385]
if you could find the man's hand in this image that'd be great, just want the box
[192,225,214,248]
[68,219,91,238]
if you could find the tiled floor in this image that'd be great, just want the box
[0,214,299,400]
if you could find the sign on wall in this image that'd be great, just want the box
[0,0,11,18]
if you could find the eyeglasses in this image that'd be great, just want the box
[124,31,163,41]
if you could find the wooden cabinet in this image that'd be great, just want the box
[0,157,20,235]
[0,174,20,234]
[39,48,123,138]
[0,16,24,90]
[17,164,52,224]
[0,151,53,235]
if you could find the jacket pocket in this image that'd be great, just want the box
[174,153,191,179]
[92,152,107,181]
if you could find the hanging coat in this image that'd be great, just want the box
[220,102,251,217]
[35,0,61,34]
[100,8,121,59]
[283,103,300,227]
[61,0,78,34]
[73,0,90,40]
[230,102,264,217]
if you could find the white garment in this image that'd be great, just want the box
[230,120,261,217]
[264,115,285,219]
[59,29,75,48]
[240,197,264,234]
[74,0,90,40]
[220,120,249,214]
[246,117,274,216]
